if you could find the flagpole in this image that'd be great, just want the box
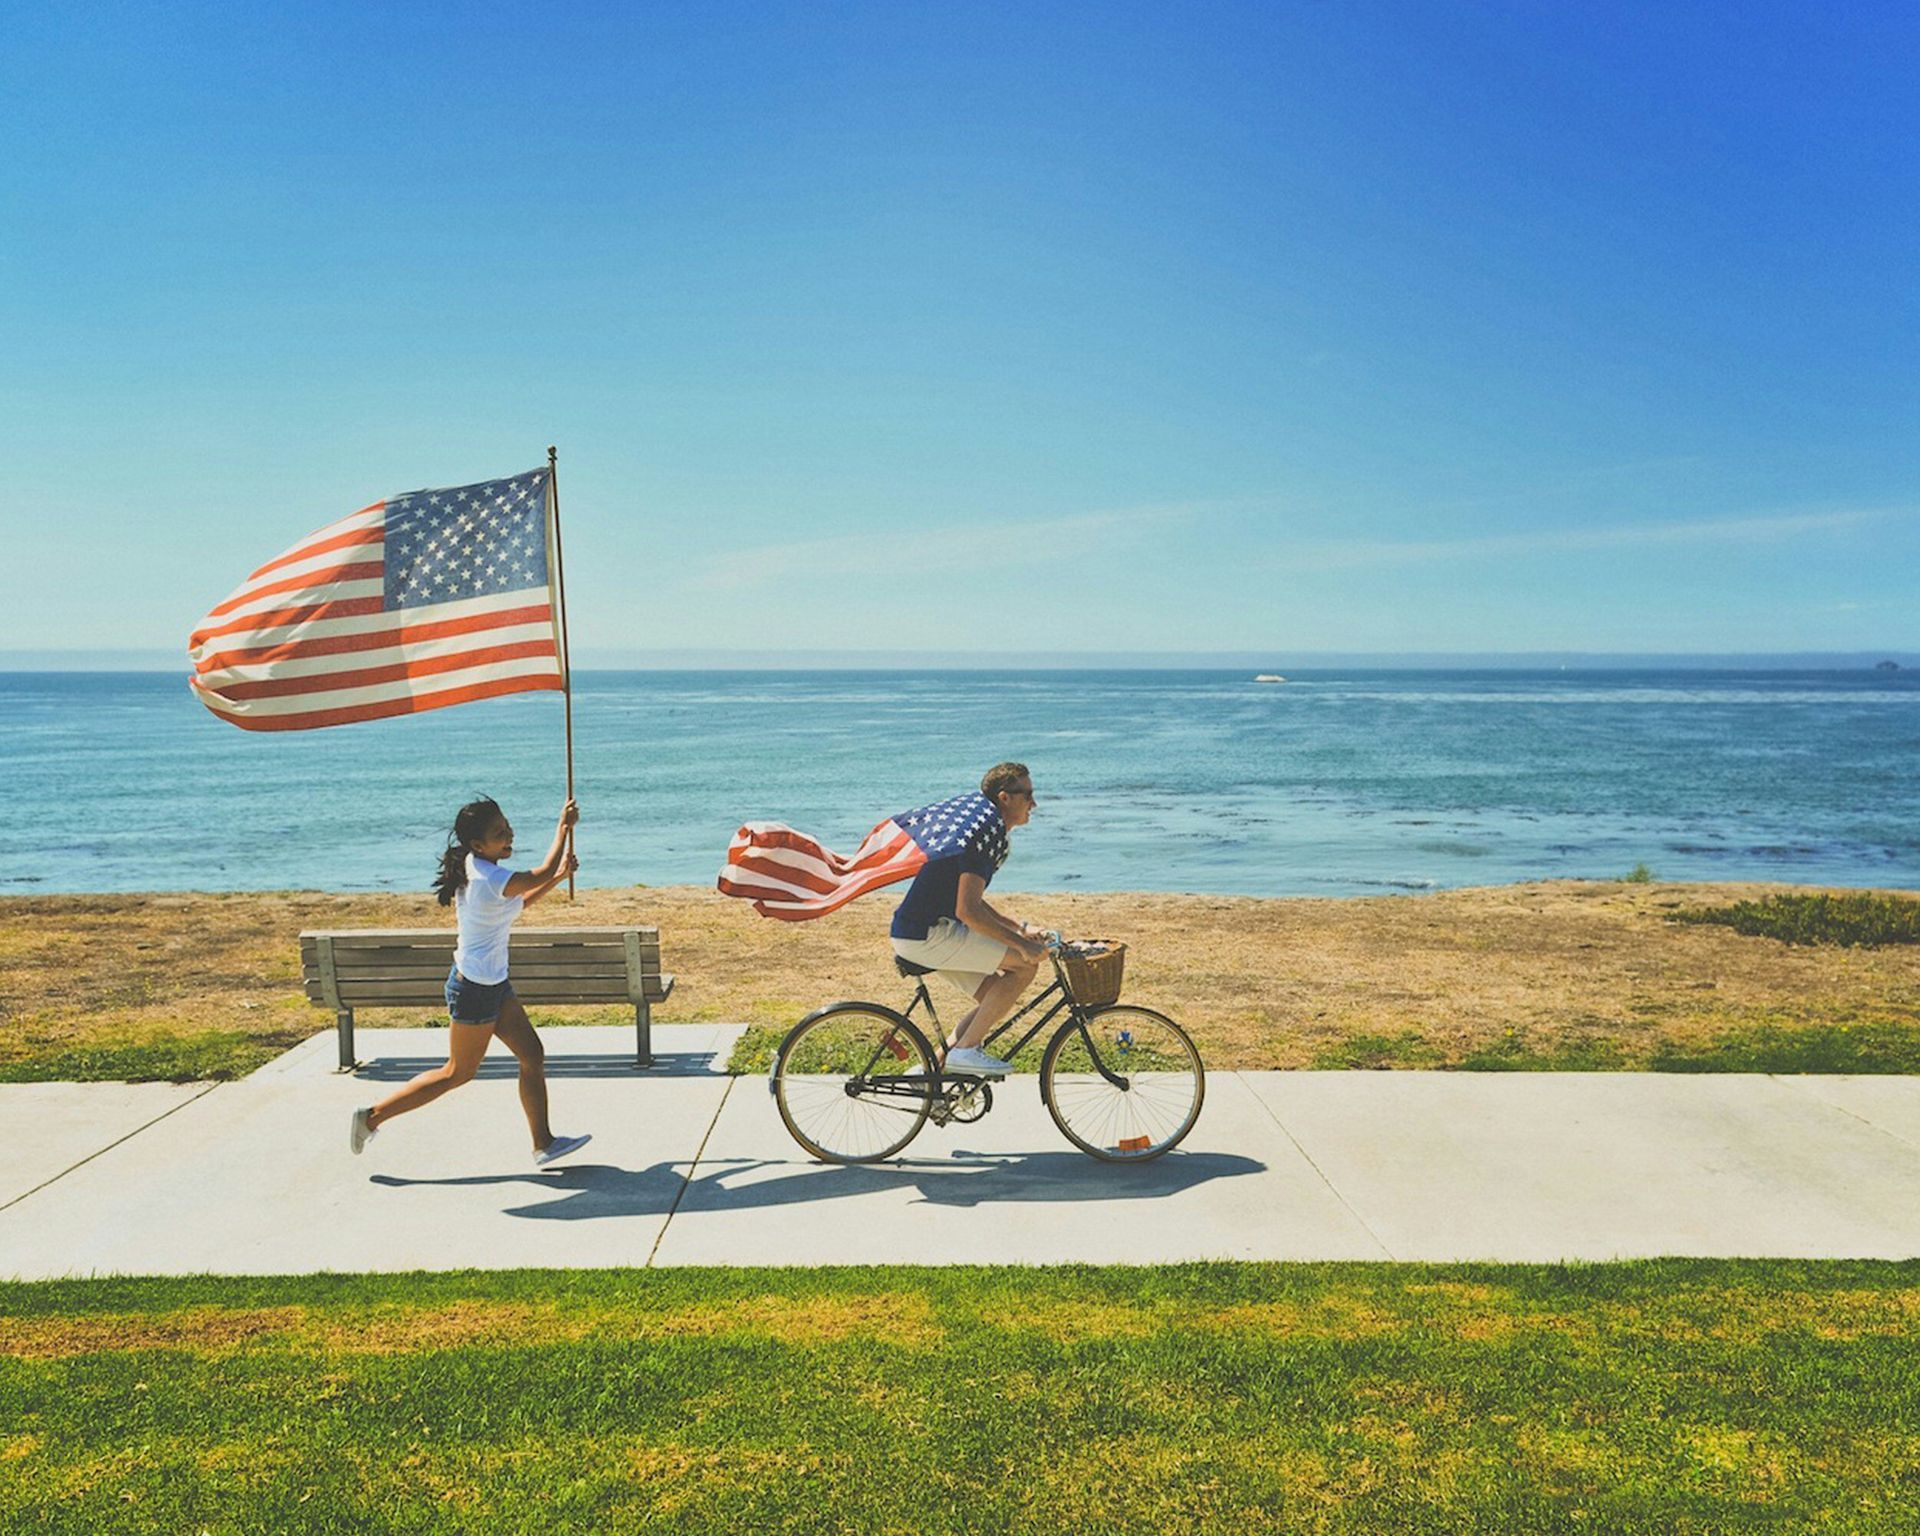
[547,444,577,900]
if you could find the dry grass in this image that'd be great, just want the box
[2,880,1916,1077]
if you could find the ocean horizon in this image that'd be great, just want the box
[3,666,1916,900]
[7,649,1919,672]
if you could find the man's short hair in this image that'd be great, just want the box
[981,762,1030,800]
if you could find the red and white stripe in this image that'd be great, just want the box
[717,817,928,920]
[187,500,563,731]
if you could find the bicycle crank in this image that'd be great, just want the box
[940,1081,993,1125]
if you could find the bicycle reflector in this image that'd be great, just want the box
[1117,1135,1151,1152]
[881,1030,909,1062]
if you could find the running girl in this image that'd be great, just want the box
[349,795,590,1166]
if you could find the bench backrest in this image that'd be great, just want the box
[301,926,665,1010]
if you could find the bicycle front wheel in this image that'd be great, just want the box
[773,1004,937,1164]
[1040,1006,1204,1162]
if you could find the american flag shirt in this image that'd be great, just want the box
[887,793,1011,939]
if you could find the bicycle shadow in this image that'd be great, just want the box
[369,1148,1266,1222]
[706,1148,1269,1212]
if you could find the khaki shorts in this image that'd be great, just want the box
[891,917,1016,1000]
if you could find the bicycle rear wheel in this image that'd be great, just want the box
[1040,1006,1204,1162]
[773,1004,937,1164]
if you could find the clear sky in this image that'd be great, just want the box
[2,1,1913,659]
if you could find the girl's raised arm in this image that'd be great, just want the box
[503,799,579,899]
[519,849,580,906]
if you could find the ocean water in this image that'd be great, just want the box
[1,669,1915,897]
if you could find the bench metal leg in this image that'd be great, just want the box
[634,999,654,1070]
[336,1008,357,1072]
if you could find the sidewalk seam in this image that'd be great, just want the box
[1236,1073,1397,1260]
[646,1074,737,1267]
[0,1083,223,1214]
[1772,1075,1920,1156]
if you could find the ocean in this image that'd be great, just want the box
[1,669,1915,897]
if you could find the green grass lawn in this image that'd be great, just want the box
[6,1262,1920,1534]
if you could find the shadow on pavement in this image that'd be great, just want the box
[369,1149,1266,1222]
[354,1052,724,1081]
[370,1164,687,1220]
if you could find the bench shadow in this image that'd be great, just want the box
[354,1052,723,1081]
[369,1149,1266,1222]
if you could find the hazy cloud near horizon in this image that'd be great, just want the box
[1262,506,1901,572]
[681,503,1201,594]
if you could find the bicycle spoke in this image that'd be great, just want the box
[1041,1007,1204,1161]
[773,1005,935,1163]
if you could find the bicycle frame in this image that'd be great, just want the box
[774,945,1204,1162]
[897,951,1133,1093]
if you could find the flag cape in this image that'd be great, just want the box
[718,791,1008,921]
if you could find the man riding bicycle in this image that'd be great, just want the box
[888,762,1049,1077]
[733,763,1208,1164]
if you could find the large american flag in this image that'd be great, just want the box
[188,469,563,731]
[718,791,1010,920]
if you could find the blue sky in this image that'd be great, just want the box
[1,0,1913,658]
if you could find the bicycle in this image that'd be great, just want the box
[769,938,1205,1164]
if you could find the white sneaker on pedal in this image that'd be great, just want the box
[944,1046,1011,1078]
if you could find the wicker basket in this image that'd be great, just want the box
[1059,939,1126,1007]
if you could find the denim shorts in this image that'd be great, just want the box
[445,964,515,1025]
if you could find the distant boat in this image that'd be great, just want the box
[1877,660,1901,671]
[1254,674,1287,684]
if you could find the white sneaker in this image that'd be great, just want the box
[944,1046,1011,1078]
[349,1107,376,1155]
[535,1133,592,1167]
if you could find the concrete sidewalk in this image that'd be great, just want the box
[4,1026,1920,1279]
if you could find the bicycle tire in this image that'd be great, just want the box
[772,1002,938,1164]
[1039,1005,1205,1162]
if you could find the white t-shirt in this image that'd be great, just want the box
[453,854,523,984]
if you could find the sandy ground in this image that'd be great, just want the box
[2,881,1916,1075]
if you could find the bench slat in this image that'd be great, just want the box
[320,955,648,973]
[312,978,636,995]
[302,942,658,964]
[302,934,657,950]
[301,927,657,948]
[301,971,672,993]
[307,983,625,1006]
[316,960,645,971]
[300,972,676,997]
[303,979,671,1004]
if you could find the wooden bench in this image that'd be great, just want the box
[300,926,674,1071]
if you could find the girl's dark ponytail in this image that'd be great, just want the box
[432,796,503,906]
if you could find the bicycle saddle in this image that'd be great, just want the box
[893,955,937,977]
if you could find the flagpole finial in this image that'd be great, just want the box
[547,445,557,465]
